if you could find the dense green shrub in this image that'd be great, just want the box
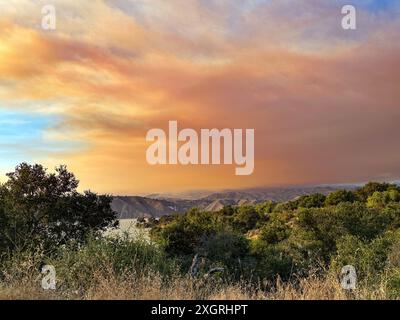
[355,182,399,202]
[296,193,327,209]
[259,213,290,244]
[325,190,357,206]
[250,240,294,280]
[232,206,262,232]
[50,236,178,291]
[367,190,400,209]
[255,201,276,215]
[197,231,251,277]
[332,232,399,278]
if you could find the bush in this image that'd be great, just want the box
[198,232,250,278]
[259,214,290,244]
[356,182,399,202]
[250,240,294,281]
[232,206,261,232]
[332,233,399,280]
[151,209,226,256]
[325,190,356,206]
[296,203,392,253]
[297,194,326,209]
[255,201,276,215]
[367,190,400,209]
[50,235,178,292]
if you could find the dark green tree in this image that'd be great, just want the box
[0,163,118,253]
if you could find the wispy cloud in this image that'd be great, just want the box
[0,1,399,193]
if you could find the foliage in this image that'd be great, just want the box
[325,189,356,206]
[367,190,400,209]
[150,182,400,284]
[0,163,118,254]
[232,205,262,232]
[296,193,326,208]
[1,164,400,297]
[355,182,399,202]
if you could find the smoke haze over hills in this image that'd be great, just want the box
[112,184,358,218]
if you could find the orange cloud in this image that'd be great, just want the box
[0,1,400,193]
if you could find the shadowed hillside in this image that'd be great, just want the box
[112,185,357,218]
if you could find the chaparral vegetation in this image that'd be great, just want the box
[1,163,400,300]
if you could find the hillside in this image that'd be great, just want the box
[112,185,357,218]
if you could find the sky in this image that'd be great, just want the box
[0,0,399,194]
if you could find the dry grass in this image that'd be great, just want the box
[0,268,392,300]
[0,239,395,300]
[265,273,388,300]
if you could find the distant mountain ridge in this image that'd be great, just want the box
[111,185,357,219]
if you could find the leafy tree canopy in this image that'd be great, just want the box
[0,163,118,253]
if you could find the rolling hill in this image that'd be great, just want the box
[111,185,357,219]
